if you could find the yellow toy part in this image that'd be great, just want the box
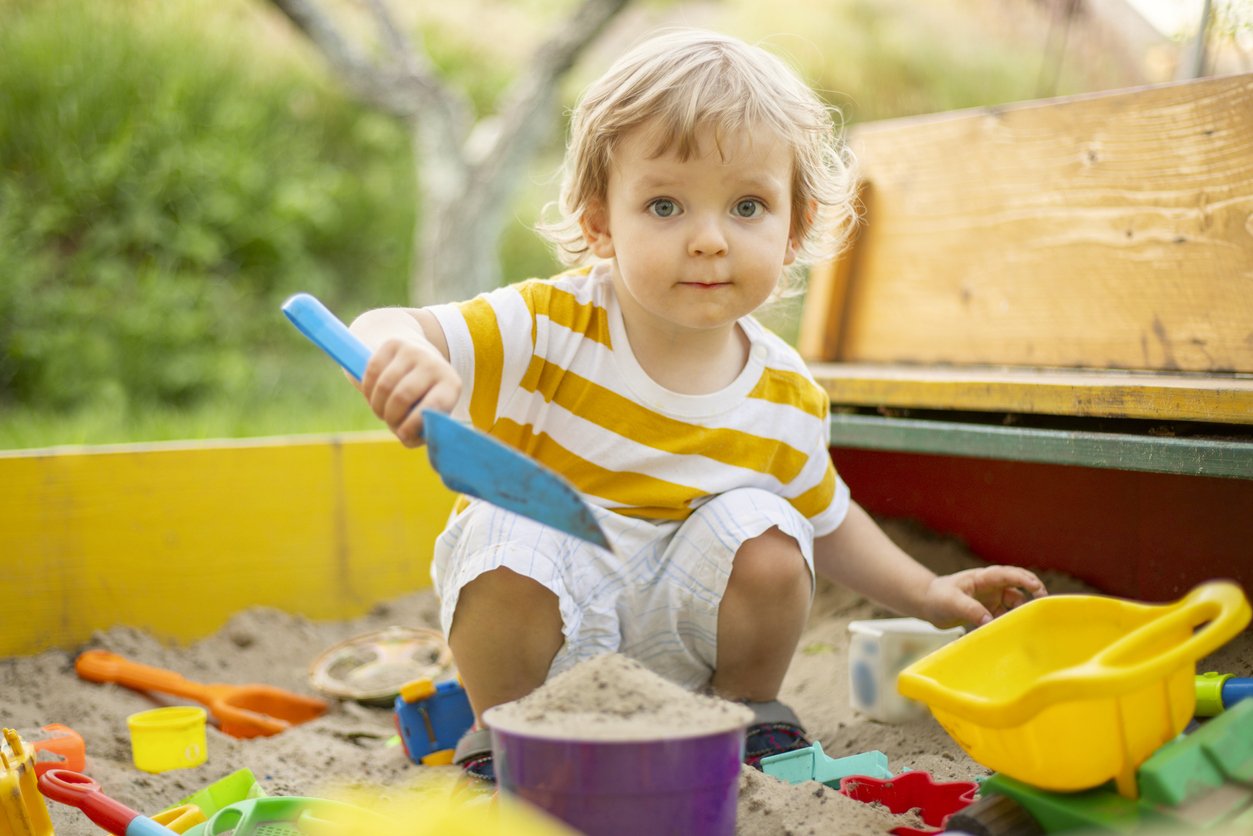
[324,776,576,836]
[898,580,1251,799]
[0,729,54,836]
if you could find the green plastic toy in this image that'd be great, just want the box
[947,698,1253,834]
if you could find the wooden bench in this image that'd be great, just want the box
[798,72,1253,599]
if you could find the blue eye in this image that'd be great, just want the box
[648,199,678,218]
[734,199,763,218]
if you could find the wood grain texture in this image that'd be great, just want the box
[803,73,1253,373]
[810,363,1253,424]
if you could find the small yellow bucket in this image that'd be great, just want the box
[127,706,208,773]
[898,580,1250,798]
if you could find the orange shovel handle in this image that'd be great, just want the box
[76,649,328,739]
[75,649,215,706]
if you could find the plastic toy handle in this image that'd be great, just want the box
[959,581,1253,727]
[1223,677,1253,710]
[126,816,181,836]
[31,723,86,776]
[1197,673,1253,716]
[75,650,213,704]
[281,293,371,382]
[1088,580,1251,676]
[36,769,177,835]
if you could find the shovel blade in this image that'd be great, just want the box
[423,410,610,550]
[282,293,611,550]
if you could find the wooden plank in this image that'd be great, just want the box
[0,434,455,657]
[799,182,869,362]
[798,258,840,361]
[828,413,1253,478]
[815,73,1253,372]
[809,363,1253,424]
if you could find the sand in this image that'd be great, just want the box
[3,518,1250,835]
[485,653,755,739]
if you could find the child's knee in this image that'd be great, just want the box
[729,527,809,598]
[450,567,564,657]
[458,566,559,613]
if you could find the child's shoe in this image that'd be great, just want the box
[453,727,496,784]
[743,700,811,769]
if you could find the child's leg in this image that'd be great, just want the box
[433,499,636,724]
[710,526,811,702]
[448,566,564,717]
[615,487,815,692]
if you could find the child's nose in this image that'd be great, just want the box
[688,216,728,256]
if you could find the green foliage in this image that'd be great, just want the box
[725,0,1137,124]
[420,20,520,119]
[0,0,413,423]
[1,0,1153,449]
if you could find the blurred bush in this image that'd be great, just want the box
[722,0,1141,123]
[0,0,415,421]
[0,0,1142,447]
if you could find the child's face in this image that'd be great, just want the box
[583,120,797,339]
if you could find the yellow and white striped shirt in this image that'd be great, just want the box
[429,263,849,536]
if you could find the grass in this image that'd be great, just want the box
[0,357,381,450]
[0,399,376,451]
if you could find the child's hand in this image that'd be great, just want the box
[360,338,462,447]
[922,566,1047,629]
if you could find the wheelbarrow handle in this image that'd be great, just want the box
[1089,580,1251,676]
[946,581,1252,728]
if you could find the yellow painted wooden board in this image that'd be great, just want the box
[0,434,455,657]
[809,363,1253,424]
[804,73,1253,373]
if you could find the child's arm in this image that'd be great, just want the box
[348,307,461,447]
[812,501,1047,628]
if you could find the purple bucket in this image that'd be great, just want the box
[486,715,746,836]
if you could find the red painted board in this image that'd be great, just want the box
[833,448,1253,604]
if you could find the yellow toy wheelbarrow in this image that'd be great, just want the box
[898,580,1250,799]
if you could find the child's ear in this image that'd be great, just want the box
[580,202,615,259]
[785,199,817,266]
[782,228,801,266]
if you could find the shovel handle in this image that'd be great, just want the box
[75,649,212,705]
[282,293,370,381]
[38,769,178,835]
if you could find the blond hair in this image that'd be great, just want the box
[540,28,857,278]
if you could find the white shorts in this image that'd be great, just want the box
[431,488,816,690]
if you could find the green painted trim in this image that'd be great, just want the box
[828,414,1253,479]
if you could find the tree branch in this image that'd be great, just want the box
[472,0,631,187]
[266,0,470,141]
[361,0,432,79]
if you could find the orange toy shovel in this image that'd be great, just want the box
[75,650,327,739]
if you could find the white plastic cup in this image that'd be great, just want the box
[847,618,964,723]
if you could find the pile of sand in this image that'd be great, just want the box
[486,653,753,739]
[3,519,1249,835]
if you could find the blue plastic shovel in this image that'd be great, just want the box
[282,293,610,550]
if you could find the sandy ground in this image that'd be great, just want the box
[3,518,1250,835]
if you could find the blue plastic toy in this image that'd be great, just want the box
[394,679,475,766]
[1196,672,1253,717]
[760,740,892,787]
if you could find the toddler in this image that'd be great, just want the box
[348,28,1046,781]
